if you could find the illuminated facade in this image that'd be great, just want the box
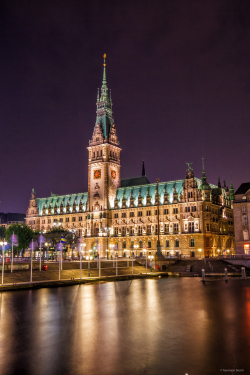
[26,57,235,258]
[233,183,250,255]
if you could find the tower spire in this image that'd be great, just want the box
[142,160,145,176]
[102,53,107,87]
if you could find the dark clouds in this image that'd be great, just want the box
[1,0,250,212]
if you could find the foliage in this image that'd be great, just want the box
[0,226,6,240]
[6,224,35,252]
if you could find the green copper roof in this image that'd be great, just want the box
[36,193,88,216]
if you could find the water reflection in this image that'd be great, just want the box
[0,278,250,375]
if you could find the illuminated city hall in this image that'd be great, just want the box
[26,56,235,258]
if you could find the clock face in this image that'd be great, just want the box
[94,169,101,179]
[111,170,116,179]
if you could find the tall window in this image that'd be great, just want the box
[139,240,143,248]
[175,239,179,247]
[164,224,169,233]
[123,241,126,249]
[148,240,151,248]
[122,227,126,236]
[155,224,158,234]
[243,206,246,213]
[166,239,169,247]
[206,223,210,231]
[189,222,194,233]
[131,241,134,249]
[190,238,195,247]
[130,226,134,235]
[243,216,248,226]
[114,227,118,235]
[155,210,158,215]
[147,225,151,234]
[138,226,142,234]
[174,223,179,233]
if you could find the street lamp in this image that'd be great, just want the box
[198,249,202,258]
[0,240,7,285]
[134,244,139,258]
[148,255,154,272]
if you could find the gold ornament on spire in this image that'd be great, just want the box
[103,53,106,66]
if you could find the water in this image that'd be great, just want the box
[0,278,250,375]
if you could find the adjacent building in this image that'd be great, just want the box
[233,183,250,255]
[0,212,26,228]
[26,57,235,258]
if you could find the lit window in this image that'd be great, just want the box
[190,238,195,247]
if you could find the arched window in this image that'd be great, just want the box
[166,239,169,247]
[139,240,143,248]
[190,238,195,247]
[175,239,179,247]
[148,240,151,248]
[122,241,126,249]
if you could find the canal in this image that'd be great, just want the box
[0,278,250,375]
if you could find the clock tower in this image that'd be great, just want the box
[87,55,121,216]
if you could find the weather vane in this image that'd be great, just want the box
[186,162,193,171]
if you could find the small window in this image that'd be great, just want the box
[122,212,126,218]
[72,217,76,222]
[146,211,151,216]
[66,218,69,222]
[130,212,134,217]
[243,196,247,200]
[206,223,210,231]
[173,208,178,214]
[166,239,169,247]
[139,240,143,248]
[155,210,158,215]
[190,238,195,247]
[60,218,63,222]
[114,213,119,218]
[175,239,179,247]
[185,207,190,212]
[138,211,142,217]
[123,241,126,249]
[164,209,169,215]
[188,192,193,198]
[191,206,196,212]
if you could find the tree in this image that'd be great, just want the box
[0,226,6,240]
[6,224,35,256]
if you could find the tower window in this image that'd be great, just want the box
[188,192,193,198]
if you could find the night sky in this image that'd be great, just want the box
[1,1,250,213]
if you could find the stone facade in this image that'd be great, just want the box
[26,58,235,258]
[233,183,250,255]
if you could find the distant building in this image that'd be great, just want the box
[233,183,250,255]
[26,57,235,258]
[0,213,26,228]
